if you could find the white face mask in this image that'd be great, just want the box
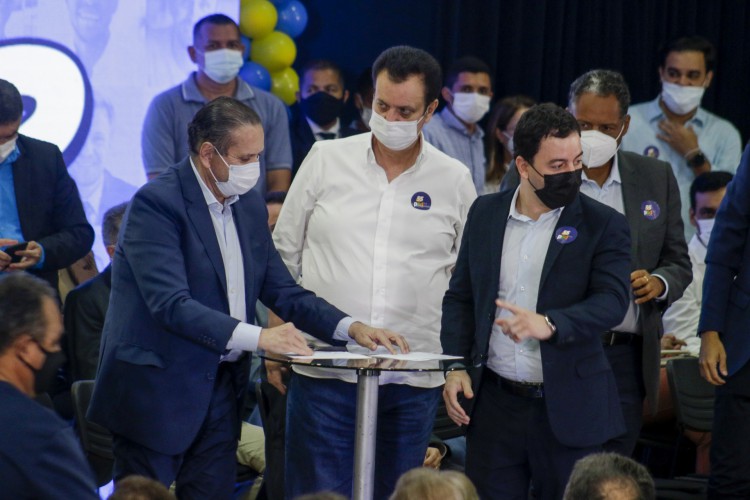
[502,131,514,156]
[201,49,243,84]
[369,109,427,151]
[0,137,16,162]
[209,146,260,197]
[360,107,372,128]
[580,126,624,168]
[696,217,715,245]
[451,92,491,124]
[661,81,706,115]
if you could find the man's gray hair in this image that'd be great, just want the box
[563,452,655,500]
[568,69,631,118]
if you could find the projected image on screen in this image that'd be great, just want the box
[0,0,238,269]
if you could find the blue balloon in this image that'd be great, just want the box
[239,61,272,91]
[276,0,308,39]
[241,35,251,61]
[270,0,291,7]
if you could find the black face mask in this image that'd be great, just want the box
[19,340,66,395]
[527,164,582,209]
[300,92,344,127]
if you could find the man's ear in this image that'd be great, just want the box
[517,156,530,179]
[441,86,452,105]
[704,70,714,89]
[188,46,197,64]
[342,89,350,104]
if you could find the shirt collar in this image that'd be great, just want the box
[646,95,706,126]
[440,107,484,138]
[189,156,239,208]
[0,145,20,167]
[307,116,341,138]
[182,72,255,104]
[508,186,563,223]
[582,153,622,188]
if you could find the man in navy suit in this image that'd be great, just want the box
[88,96,405,498]
[699,143,750,498]
[0,79,94,291]
[442,103,632,499]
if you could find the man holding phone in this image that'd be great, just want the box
[0,79,93,290]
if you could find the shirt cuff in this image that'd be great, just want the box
[32,244,45,270]
[226,322,262,352]
[653,274,669,301]
[332,316,356,342]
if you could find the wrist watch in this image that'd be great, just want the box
[543,315,557,336]
[687,151,707,169]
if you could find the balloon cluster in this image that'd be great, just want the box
[239,0,308,105]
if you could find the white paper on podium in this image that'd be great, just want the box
[287,352,372,360]
[370,352,464,361]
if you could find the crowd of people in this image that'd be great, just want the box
[1,9,749,500]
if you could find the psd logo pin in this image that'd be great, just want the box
[555,226,578,244]
[411,192,431,210]
[641,201,660,220]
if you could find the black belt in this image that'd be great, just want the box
[485,369,544,399]
[601,330,642,346]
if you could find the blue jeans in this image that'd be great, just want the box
[285,373,441,500]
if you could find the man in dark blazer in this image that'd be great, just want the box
[699,143,750,498]
[64,202,127,381]
[442,103,632,499]
[88,97,404,498]
[0,79,94,291]
[501,71,691,456]
[290,59,359,176]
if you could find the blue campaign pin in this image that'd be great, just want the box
[555,226,578,244]
[643,145,660,158]
[411,192,431,210]
[641,200,661,220]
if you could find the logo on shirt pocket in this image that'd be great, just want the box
[411,192,431,210]
[641,200,660,220]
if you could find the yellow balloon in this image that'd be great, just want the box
[240,0,278,40]
[270,67,299,105]
[251,31,297,73]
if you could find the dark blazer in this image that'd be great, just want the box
[500,151,691,411]
[88,158,347,455]
[64,264,112,381]
[0,382,98,499]
[700,144,750,380]
[441,191,632,448]
[289,104,359,176]
[12,135,94,289]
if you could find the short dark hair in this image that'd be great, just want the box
[513,103,581,164]
[690,171,733,210]
[372,46,442,110]
[187,96,261,156]
[659,36,716,73]
[568,69,631,118]
[564,453,655,500]
[102,202,129,247]
[193,13,238,44]
[265,191,286,205]
[444,56,492,89]
[300,59,345,87]
[0,79,23,125]
[0,273,57,354]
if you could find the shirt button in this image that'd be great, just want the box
[520,286,526,292]
[523,255,528,261]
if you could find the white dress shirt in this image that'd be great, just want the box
[273,133,477,387]
[190,159,260,359]
[487,187,562,383]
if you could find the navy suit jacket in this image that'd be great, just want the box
[88,158,347,455]
[12,135,94,289]
[700,144,750,380]
[289,104,359,176]
[441,190,631,448]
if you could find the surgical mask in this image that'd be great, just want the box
[210,146,260,197]
[528,164,582,209]
[451,92,491,124]
[696,217,715,246]
[369,110,427,151]
[661,81,705,115]
[202,49,243,84]
[19,340,66,395]
[580,127,623,168]
[360,107,372,128]
[502,131,514,156]
[300,92,344,127]
[0,137,16,163]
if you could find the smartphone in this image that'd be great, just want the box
[4,242,28,264]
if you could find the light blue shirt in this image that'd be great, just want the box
[621,97,742,237]
[423,107,486,195]
[487,187,562,383]
[142,73,292,194]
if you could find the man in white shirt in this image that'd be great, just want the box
[662,171,732,355]
[273,45,477,499]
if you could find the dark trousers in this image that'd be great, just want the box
[709,360,750,499]
[112,363,240,500]
[602,343,645,456]
[465,371,600,500]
